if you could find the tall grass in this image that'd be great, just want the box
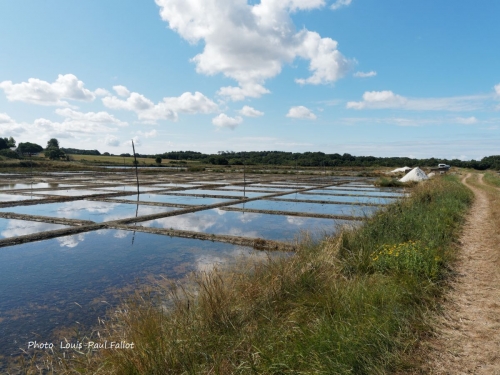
[484,171,500,188]
[41,176,472,374]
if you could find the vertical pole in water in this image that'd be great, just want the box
[243,153,246,198]
[295,157,297,182]
[131,140,140,196]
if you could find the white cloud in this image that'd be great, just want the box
[105,135,120,147]
[286,106,317,120]
[330,0,352,10]
[495,83,500,96]
[347,90,488,111]
[455,116,478,125]
[137,129,158,138]
[0,113,14,125]
[113,85,131,97]
[102,88,218,123]
[55,108,128,126]
[212,113,243,130]
[123,136,142,147]
[0,74,99,106]
[155,0,352,100]
[94,88,111,97]
[239,105,264,117]
[164,91,220,114]
[217,84,270,101]
[0,108,127,141]
[347,91,406,110]
[353,71,377,78]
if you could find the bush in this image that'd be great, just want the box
[374,177,404,187]
[0,149,20,159]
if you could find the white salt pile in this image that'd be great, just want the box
[390,166,411,173]
[399,167,429,182]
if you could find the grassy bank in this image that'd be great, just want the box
[39,176,472,374]
[484,171,500,188]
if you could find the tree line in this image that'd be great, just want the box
[1,139,499,170]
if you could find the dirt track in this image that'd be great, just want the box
[425,174,500,374]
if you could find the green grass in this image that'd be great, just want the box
[37,176,472,375]
[484,171,500,188]
[374,176,404,187]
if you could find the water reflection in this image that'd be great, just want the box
[0,200,177,222]
[231,200,379,217]
[0,219,69,239]
[0,230,262,358]
[0,193,42,202]
[139,208,343,241]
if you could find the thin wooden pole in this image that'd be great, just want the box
[243,153,246,198]
[131,140,140,196]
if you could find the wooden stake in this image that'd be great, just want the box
[131,140,140,196]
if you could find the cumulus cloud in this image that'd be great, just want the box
[239,105,264,117]
[124,136,141,147]
[217,84,270,101]
[353,71,377,78]
[0,109,127,140]
[55,108,128,126]
[495,83,500,96]
[105,135,120,147]
[347,91,407,110]
[286,106,317,120]
[155,0,352,100]
[212,113,243,130]
[102,87,218,123]
[113,85,131,97]
[347,90,488,111]
[0,113,15,125]
[330,0,352,10]
[0,74,100,106]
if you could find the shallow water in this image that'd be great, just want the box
[307,189,404,197]
[170,189,269,198]
[0,193,43,202]
[139,208,351,241]
[110,194,234,206]
[230,200,378,217]
[0,200,177,222]
[0,218,69,238]
[0,183,81,190]
[276,192,396,205]
[216,186,290,192]
[30,189,114,197]
[0,230,261,357]
[93,185,167,192]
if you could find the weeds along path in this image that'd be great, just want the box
[426,173,500,374]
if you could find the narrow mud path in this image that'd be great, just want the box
[425,174,500,374]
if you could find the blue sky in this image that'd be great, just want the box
[1,0,499,159]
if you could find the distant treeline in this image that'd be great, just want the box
[157,151,500,170]
[62,148,500,170]
[62,148,101,155]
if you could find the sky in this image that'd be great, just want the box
[0,0,499,160]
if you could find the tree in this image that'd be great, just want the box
[44,138,65,160]
[47,138,59,149]
[0,138,8,150]
[155,156,162,164]
[45,147,66,160]
[18,142,43,156]
[2,137,15,148]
